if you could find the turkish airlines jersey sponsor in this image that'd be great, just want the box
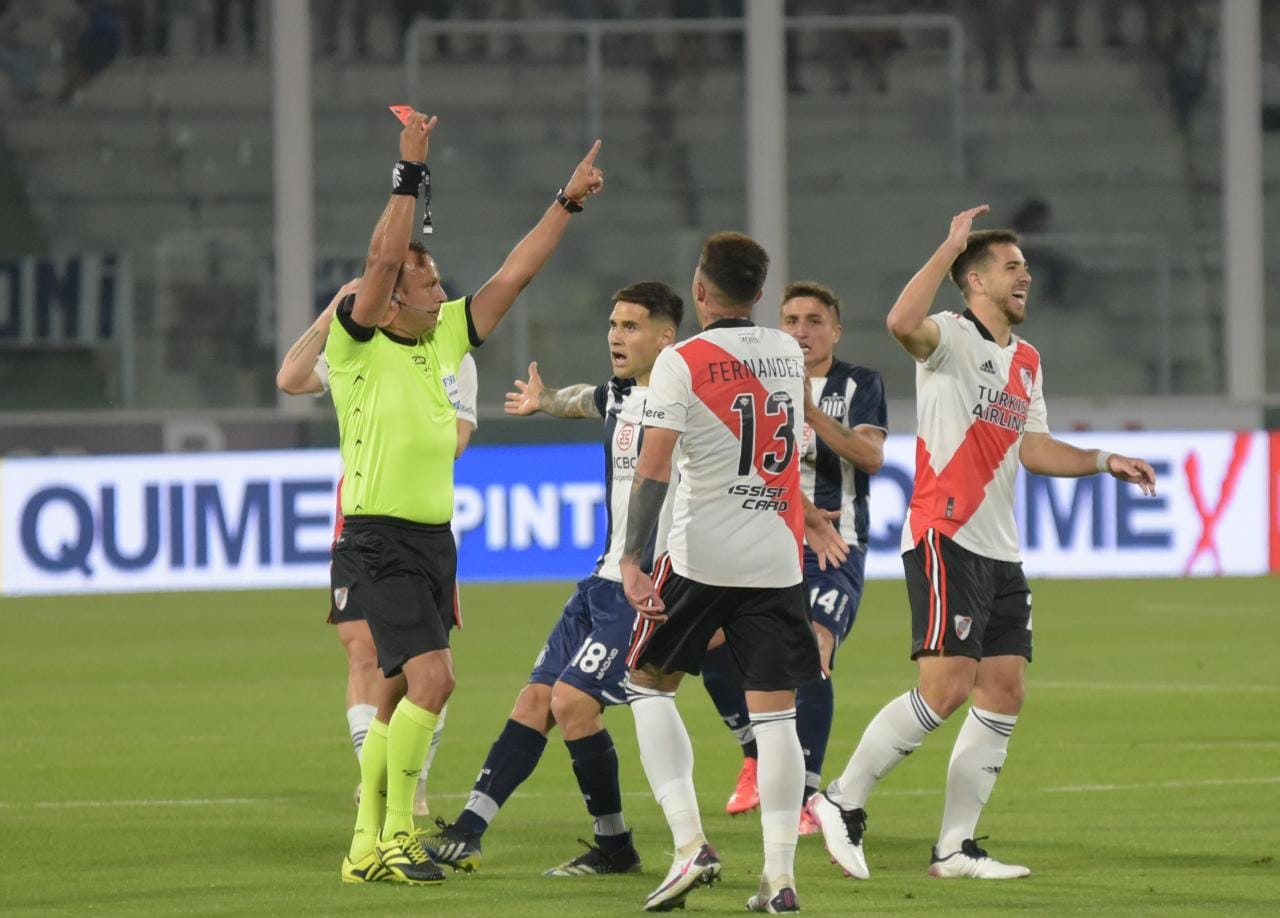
[593,379,674,582]
[902,310,1049,562]
[644,319,806,588]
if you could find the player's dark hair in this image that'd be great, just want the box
[949,229,1021,293]
[394,239,435,292]
[698,232,769,307]
[782,280,841,320]
[613,281,684,329]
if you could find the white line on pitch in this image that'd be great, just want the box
[1034,681,1280,694]
[1043,776,1280,793]
[0,797,289,810]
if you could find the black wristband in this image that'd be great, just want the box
[556,187,583,213]
[392,160,427,197]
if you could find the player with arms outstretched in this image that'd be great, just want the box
[807,206,1157,881]
[426,282,683,879]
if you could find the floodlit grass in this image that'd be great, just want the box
[2,577,1277,915]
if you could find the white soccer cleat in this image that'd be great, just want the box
[746,874,800,913]
[804,792,870,880]
[642,841,721,912]
[413,780,430,817]
[928,838,1030,880]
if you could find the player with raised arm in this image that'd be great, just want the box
[704,281,887,826]
[276,277,476,817]
[425,282,683,879]
[806,207,1157,881]
[330,109,604,887]
[619,233,850,914]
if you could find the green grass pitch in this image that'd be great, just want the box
[2,577,1277,916]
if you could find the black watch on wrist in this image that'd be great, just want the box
[556,187,583,213]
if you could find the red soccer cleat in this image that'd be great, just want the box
[725,757,760,815]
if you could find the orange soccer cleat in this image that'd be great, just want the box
[725,757,760,815]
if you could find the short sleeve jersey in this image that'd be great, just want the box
[643,318,806,589]
[801,360,888,547]
[325,294,477,524]
[317,350,478,428]
[903,308,1049,561]
[592,378,675,582]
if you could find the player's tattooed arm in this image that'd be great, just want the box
[540,384,601,419]
[504,361,602,419]
[621,475,670,565]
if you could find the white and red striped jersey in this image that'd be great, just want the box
[643,318,806,588]
[903,309,1049,562]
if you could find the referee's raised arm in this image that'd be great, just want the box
[468,139,606,342]
[351,111,438,328]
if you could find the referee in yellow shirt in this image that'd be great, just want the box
[332,110,604,885]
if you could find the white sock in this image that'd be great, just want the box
[828,689,941,809]
[937,707,1016,855]
[347,703,377,763]
[751,709,804,881]
[419,702,448,782]
[628,683,703,852]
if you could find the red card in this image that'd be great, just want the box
[388,105,414,125]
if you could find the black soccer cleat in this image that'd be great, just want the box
[544,834,643,877]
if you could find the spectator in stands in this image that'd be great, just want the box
[1057,0,1161,50]
[55,0,122,104]
[969,0,1036,94]
[213,0,257,54]
[318,0,372,59]
[0,0,41,100]
[1010,197,1075,307]
[1159,3,1211,136]
[119,0,169,56]
[397,0,456,59]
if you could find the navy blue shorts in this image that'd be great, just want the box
[805,544,866,668]
[529,575,637,707]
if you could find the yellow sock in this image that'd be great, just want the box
[348,718,388,861]
[380,699,438,840]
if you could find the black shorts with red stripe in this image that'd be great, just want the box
[904,529,1033,662]
[626,554,821,692]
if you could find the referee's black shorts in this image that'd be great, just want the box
[626,554,821,692]
[330,515,457,677]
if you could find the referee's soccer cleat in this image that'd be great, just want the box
[340,850,394,884]
[374,831,446,885]
[413,780,430,818]
[642,841,721,912]
[745,874,800,913]
[804,792,870,879]
[928,837,1030,879]
[424,818,483,873]
[544,835,642,877]
[725,757,760,815]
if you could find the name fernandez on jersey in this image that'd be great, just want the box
[643,318,807,589]
[705,354,806,384]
